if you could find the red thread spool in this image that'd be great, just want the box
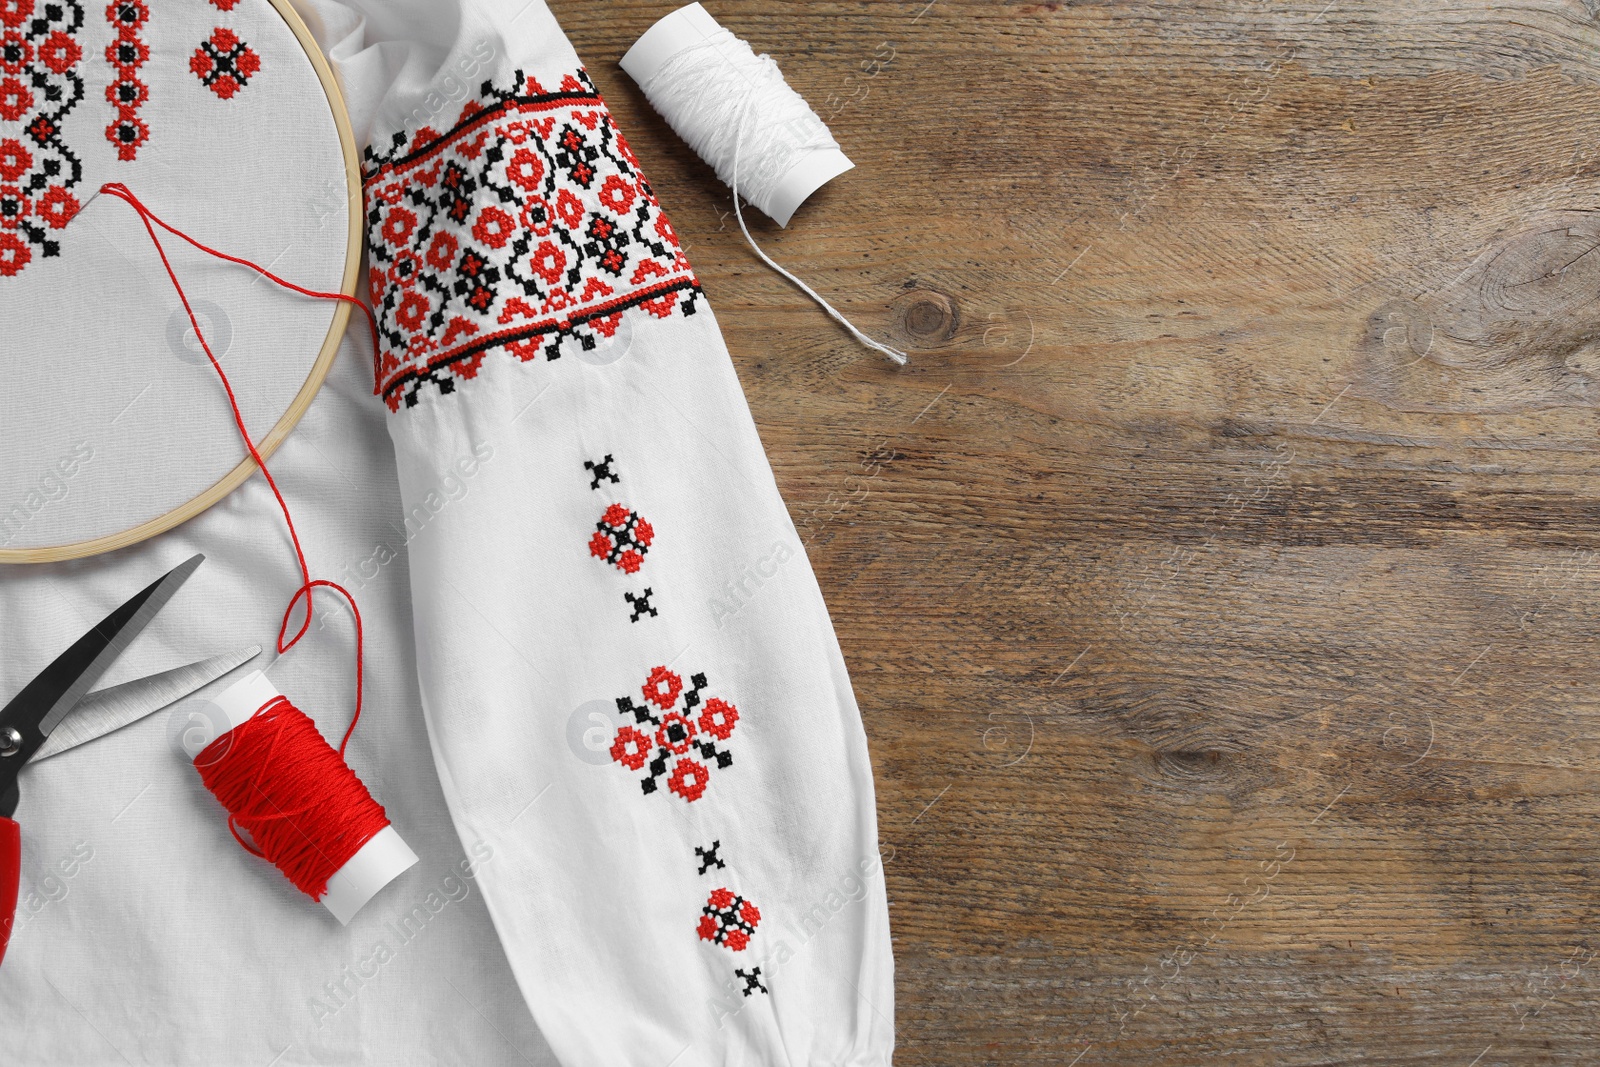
[193,671,416,922]
[84,184,416,920]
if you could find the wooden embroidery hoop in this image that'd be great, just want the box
[0,0,363,565]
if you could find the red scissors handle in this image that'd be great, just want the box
[0,817,17,965]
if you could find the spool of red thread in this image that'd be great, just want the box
[188,670,417,923]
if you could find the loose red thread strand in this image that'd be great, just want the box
[95,182,378,754]
[194,697,390,899]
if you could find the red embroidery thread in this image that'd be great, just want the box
[609,668,737,802]
[0,0,83,276]
[103,0,148,159]
[588,503,653,574]
[697,887,760,951]
[190,26,259,100]
[362,68,701,410]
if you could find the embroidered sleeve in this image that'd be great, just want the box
[361,8,894,1064]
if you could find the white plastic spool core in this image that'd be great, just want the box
[205,670,418,924]
[620,2,854,227]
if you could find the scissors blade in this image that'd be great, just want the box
[29,644,260,763]
[0,554,203,770]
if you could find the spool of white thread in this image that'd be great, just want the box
[620,4,909,365]
[621,3,853,227]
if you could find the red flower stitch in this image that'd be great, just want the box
[0,231,29,276]
[0,75,32,120]
[597,174,635,214]
[472,206,515,249]
[0,137,28,181]
[424,230,458,270]
[381,206,417,245]
[602,503,629,528]
[395,290,431,331]
[38,28,76,72]
[698,887,760,951]
[668,758,708,802]
[609,725,650,771]
[37,185,76,228]
[506,147,543,191]
[617,549,643,574]
[588,531,613,561]
[643,666,682,711]
[0,1,29,30]
[698,698,738,741]
[633,519,654,547]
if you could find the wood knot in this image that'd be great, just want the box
[1151,746,1233,784]
[1352,210,1600,413]
[893,288,960,346]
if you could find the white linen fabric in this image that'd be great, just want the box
[0,0,351,548]
[0,0,894,1063]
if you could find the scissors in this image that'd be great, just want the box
[0,553,259,965]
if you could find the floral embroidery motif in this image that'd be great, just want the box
[0,0,83,277]
[361,68,701,411]
[610,667,738,803]
[589,503,652,574]
[736,967,767,996]
[190,26,258,100]
[206,0,237,8]
[698,888,760,951]
[103,0,147,159]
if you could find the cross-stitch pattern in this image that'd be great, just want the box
[698,888,760,952]
[695,840,725,875]
[623,586,657,622]
[103,0,147,159]
[588,503,652,574]
[362,68,701,411]
[190,26,258,100]
[609,667,739,802]
[583,453,619,490]
[0,0,83,276]
[735,967,767,996]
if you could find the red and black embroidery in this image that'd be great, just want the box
[589,503,652,574]
[609,667,738,803]
[698,887,760,952]
[361,68,701,411]
[103,0,147,159]
[735,967,767,996]
[190,26,258,100]
[0,0,83,277]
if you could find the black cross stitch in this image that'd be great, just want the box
[624,587,657,622]
[736,968,767,997]
[584,454,620,490]
[696,841,724,875]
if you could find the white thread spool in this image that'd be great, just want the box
[622,3,908,365]
[621,3,852,227]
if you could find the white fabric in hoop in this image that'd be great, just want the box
[0,0,351,552]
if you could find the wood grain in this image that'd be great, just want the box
[556,2,1600,1063]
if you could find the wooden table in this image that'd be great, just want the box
[558,2,1600,1062]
